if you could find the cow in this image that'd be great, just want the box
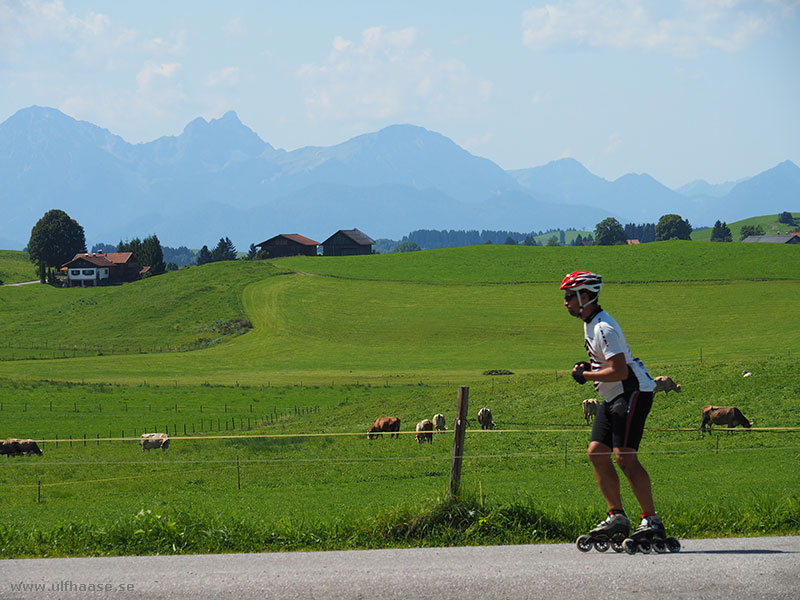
[1,438,41,456]
[701,406,753,436]
[1,438,22,457]
[582,398,599,425]
[140,432,170,451]
[477,407,495,430]
[415,419,433,443]
[742,370,753,377]
[653,376,681,395]
[433,413,447,432]
[367,417,401,439]
[18,439,43,456]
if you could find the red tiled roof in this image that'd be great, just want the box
[62,252,134,268]
[257,234,319,246]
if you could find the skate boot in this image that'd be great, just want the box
[576,512,630,553]
[622,515,680,554]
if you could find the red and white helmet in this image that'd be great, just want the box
[560,271,603,293]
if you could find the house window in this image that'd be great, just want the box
[70,270,80,276]
[82,269,95,276]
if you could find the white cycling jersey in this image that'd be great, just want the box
[583,309,656,400]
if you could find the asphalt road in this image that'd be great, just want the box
[1,536,798,600]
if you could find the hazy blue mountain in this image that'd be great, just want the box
[675,178,745,198]
[509,159,695,224]
[1,106,797,252]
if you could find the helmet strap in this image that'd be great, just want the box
[578,293,597,316]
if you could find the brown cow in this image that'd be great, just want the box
[415,419,433,443]
[432,413,447,432]
[477,407,495,430]
[582,398,599,425]
[701,405,753,435]
[367,417,401,439]
[653,376,681,395]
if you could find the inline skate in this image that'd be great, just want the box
[622,515,680,554]
[576,512,630,553]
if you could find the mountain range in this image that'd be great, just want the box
[1,106,798,251]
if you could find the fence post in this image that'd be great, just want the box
[237,455,241,490]
[449,386,469,498]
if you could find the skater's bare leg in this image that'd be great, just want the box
[614,447,655,515]
[588,441,623,511]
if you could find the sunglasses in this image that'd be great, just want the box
[564,292,577,301]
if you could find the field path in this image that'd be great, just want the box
[2,536,797,599]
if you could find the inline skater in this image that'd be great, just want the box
[561,270,678,553]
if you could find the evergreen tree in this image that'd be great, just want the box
[197,245,213,265]
[28,209,86,283]
[138,234,166,274]
[247,244,258,260]
[710,220,732,242]
[211,237,237,261]
[778,211,795,225]
[117,238,143,261]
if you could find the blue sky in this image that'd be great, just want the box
[1,0,798,189]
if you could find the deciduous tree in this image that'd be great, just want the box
[655,214,692,241]
[28,209,86,283]
[594,217,626,245]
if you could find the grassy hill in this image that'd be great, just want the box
[0,242,798,385]
[0,250,35,284]
[691,212,800,241]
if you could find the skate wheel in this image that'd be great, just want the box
[611,535,625,553]
[576,535,592,552]
[638,539,652,554]
[653,539,667,553]
[622,538,637,555]
[594,539,609,552]
[666,537,681,553]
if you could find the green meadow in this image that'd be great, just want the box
[1,242,799,557]
[691,212,800,241]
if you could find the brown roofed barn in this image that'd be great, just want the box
[322,229,375,256]
[255,234,319,258]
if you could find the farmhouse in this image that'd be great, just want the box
[741,234,800,244]
[255,234,319,258]
[322,229,375,256]
[61,252,145,287]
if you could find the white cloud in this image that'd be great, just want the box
[297,26,491,122]
[136,61,181,88]
[521,0,795,56]
[205,66,241,87]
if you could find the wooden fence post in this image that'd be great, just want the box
[449,386,469,498]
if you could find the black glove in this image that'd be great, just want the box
[572,361,591,384]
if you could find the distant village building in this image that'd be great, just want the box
[322,229,375,256]
[61,252,145,287]
[741,234,800,244]
[255,234,319,258]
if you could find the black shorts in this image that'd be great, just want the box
[590,391,653,450]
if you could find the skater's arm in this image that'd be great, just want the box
[583,353,628,383]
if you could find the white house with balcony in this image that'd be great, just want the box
[61,252,144,287]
